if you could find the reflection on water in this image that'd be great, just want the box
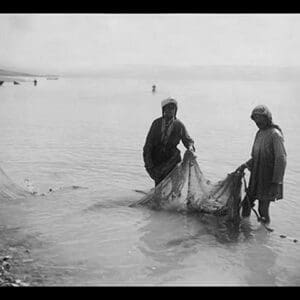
[242,223,278,285]
[136,209,272,285]
[138,211,199,281]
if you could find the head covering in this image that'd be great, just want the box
[161,97,178,109]
[250,105,272,122]
[250,104,283,135]
[161,97,178,118]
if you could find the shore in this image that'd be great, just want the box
[0,224,31,286]
[0,224,45,287]
[0,255,29,286]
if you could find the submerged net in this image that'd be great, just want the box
[0,166,87,201]
[131,150,243,221]
[0,167,32,200]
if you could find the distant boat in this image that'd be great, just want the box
[13,81,20,85]
[0,81,4,86]
[47,77,59,80]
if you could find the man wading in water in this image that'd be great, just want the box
[237,105,287,225]
[143,97,195,186]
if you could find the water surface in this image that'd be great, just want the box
[0,75,299,285]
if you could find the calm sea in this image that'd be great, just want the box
[0,73,299,285]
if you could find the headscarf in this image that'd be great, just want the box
[250,105,283,135]
[161,97,178,146]
[161,97,178,117]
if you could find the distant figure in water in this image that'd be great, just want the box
[34,79,37,86]
[143,97,195,186]
[236,105,287,225]
[152,85,156,93]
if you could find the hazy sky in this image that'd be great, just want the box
[1,13,300,73]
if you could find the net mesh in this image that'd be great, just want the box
[0,167,32,200]
[132,150,243,221]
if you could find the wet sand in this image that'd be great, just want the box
[0,225,43,286]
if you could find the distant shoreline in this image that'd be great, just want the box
[59,65,300,82]
[0,69,59,84]
[2,65,300,82]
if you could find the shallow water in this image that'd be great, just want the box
[0,75,299,285]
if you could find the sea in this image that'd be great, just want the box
[0,70,299,286]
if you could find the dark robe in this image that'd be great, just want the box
[143,117,194,185]
[246,127,287,202]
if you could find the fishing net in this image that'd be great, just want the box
[0,166,87,201]
[131,150,243,221]
[0,167,32,200]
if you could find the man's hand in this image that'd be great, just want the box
[268,183,280,199]
[188,144,195,152]
[235,163,247,173]
[187,145,197,158]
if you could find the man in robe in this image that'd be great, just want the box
[237,105,287,224]
[143,97,195,186]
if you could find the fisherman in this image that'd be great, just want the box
[236,105,287,224]
[143,97,195,186]
[152,85,156,93]
[34,79,37,86]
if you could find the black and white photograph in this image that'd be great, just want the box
[0,13,299,286]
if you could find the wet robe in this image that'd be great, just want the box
[246,127,287,202]
[143,117,194,185]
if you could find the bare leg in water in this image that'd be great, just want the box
[241,197,253,218]
[258,199,271,224]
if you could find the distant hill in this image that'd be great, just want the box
[0,69,59,78]
[0,69,41,77]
